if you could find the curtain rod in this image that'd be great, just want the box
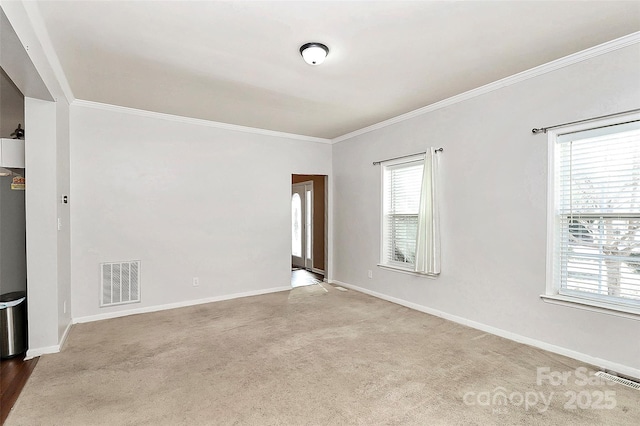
[373,148,443,166]
[531,108,640,134]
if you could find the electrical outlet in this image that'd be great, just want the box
[367,270,373,279]
[193,277,199,287]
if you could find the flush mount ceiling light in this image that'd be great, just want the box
[300,42,329,65]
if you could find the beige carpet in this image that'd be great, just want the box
[7,284,639,425]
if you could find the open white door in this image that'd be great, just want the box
[292,182,313,269]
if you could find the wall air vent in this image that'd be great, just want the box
[100,260,140,307]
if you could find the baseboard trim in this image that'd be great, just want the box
[24,320,73,360]
[72,286,292,324]
[58,320,72,351]
[330,280,640,380]
[25,345,59,359]
[311,268,325,275]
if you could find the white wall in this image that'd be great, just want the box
[70,105,332,320]
[332,45,640,376]
[3,1,74,355]
[24,97,59,350]
[56,99,71,340]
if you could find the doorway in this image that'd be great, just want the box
[291,174,327,287]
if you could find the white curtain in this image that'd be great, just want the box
[414,147,441,275]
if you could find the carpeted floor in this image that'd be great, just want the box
[6,284,639,425]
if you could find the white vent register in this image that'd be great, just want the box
[101,261,140,307]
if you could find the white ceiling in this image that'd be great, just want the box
[36,1,640,139]
[1,8,52,101]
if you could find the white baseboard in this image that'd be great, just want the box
[25,344,59,359]
[330,280,640,380]
[312,268,325,275]
[58,320,72,351]
[25,320,72,360]
[72,286,292,324]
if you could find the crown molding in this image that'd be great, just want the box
[332,31,640,144]
[72,100,333,144]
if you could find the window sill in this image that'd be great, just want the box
[540,294,640,320]
[377,264,439,279]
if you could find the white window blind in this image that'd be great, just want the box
[553,120,640,310]
[382,159,424,268]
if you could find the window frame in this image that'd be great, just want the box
[379,154,425,273]
[544,112,640,319]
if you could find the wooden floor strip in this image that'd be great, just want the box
[0,356,38,425]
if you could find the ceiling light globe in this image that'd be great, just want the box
[300,43,329,66]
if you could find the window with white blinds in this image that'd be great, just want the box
[550,118,640,313]
[381,157,424,269]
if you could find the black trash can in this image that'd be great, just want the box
[0,291,27,359]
